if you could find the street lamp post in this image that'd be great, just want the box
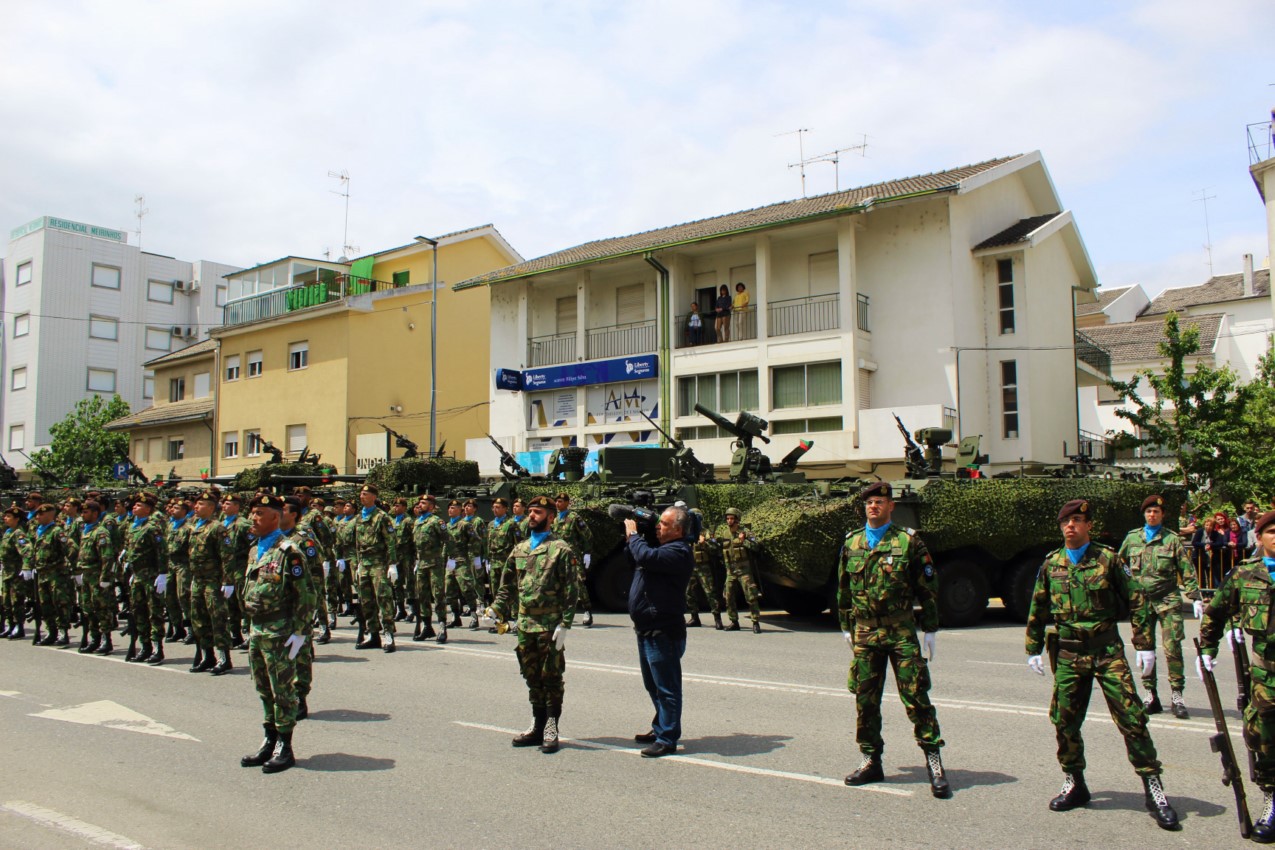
[414,235,440,456]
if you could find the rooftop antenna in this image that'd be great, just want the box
[800,134,870,191]
[777,128,811,196]
[327,169,353,259]
[134,194,148,249]
[1193,187,1217,277]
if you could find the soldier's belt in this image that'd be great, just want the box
[522,606,558,615]
[1251,652,1275,673]
[1056,627,1120,653]
[856,610,913,628]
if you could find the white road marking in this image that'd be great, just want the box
[2,800,146,849]
[35,644,186,674]
[966,660,1024,667]
[0,689,22,697]
[454,721,913,796]
[29,700,199,741]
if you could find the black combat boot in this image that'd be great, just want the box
[356,632,382,650]
[1142,775,1179,830]
[241,724,278,767]
[422,620,436,640]
[96,635,113,656]
[211,649,234,676]
[296,696,308,721]
[1049,772,1090,811]
[262,730,296,773]
[383,632,396,653]
[78,629,90,651]
[124,635,140,661]
[845,754,884,786]
[315,624,331,645]
[512,707,547,747]
[713,613,724,630]
[436,621,448,644]
[1254,790,1275,843]
[752,620,762,634]
[145,637,165,665]
[449,607,462,629]
[541,706,561,754]
[412,614,425,642]
[188,645,205,672]
[924,749,952,799]
[195,645,217,672]
[55,628,70,647]
[468,615,480,631]
[79,632,99,654]
[1142,690,1162,715]
[725,620,740,632]
[686,612,702,627]
[327,613,337,630]
[181,626,195,645]
[1169,689,1189,719]
[8,621,24,640]
[582,610,593,628]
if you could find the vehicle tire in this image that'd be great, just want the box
[937,559,989,628]
[589,551,633,612]
[1000,558,1039,623]
[766,581,829,617]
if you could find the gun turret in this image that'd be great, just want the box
[893,413,929,479]
[381,424,419,459]
[125,457,149,486]
[486,433,530,480]
[694,403,775,482]
[547,446,588,481]
[261,440,285,464]
[637,410,714,483]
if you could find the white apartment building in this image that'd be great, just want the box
[459,151,1105,477]
[2,216,239,469]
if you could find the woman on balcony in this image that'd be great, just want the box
[731,282,750,341]
[714,284,731,343]
[686,302,703,346]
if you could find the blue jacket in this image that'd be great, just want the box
[627,534,693,635]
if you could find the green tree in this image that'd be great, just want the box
[28,394,131,486]
[1216,340,1275,505]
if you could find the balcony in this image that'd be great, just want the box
[588,319,656,359]
[527,331,577,367]
[1074,329,1112,377]
[674,307,756,349]
[769,293,840,337]
[1249,119,1274,166]
[222,273,404,327]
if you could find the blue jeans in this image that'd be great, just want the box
[637,632,686,746]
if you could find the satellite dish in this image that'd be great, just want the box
[337,256,348,263]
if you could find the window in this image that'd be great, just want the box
[88,368,116,393]
[286,423,307,453]
[772,416,843,435]
[392,270,410,286]
[247,350,263,378]
[193,372,211,399]
[167,439,185,462]
[997,259,1015,335]
[224,354,240,381]
[10,367,26,390]
[288,341,309,371]
[215,285,228,307]
[677,370,759,418]
[89,316,118,340]
[772,361,842,409]
[169,377,185,402]
[145,327,171,352]
[616,284,644,325]
[147,280,174,303]
[1001,359,1019,438]
[16,261,32,287]
[92,264,121,290]
[143,372,154,399]
[8,425,23,451]
[133,438,146,462]
[14,314,29,337]
[245,430,262,457]
[555,296,577,335]
[223,432,239,459]
[147,436,162,461]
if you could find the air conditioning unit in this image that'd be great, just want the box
[188,280,201,292]
[185,326,196,338]
[172,279,187,291]
[171,325,184,336]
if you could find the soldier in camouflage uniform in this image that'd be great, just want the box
[187,491,233,674]
[1025,498,1178,830]
[685,509,723,629]
[485,498,523,634]
[462,499,489,604]
[75,500,117,655]
[294,487,334,643]
[553,493,594,627]
[486,494,581,754]
[62,498,86,646]
[220,493,252,649]
[444,499,481,629]
[412,495,448,642]
[714,508,762,633]
[336,499,358,617]
[282,496,322,719]
[164,499,193,643]
[838,482,950,797]
[391,497,415,622]
[238,494,316,774]
[30,503,74,647]
[1,507,30,639]
[124,493,168,664]
[354,484,398,652]
[1199,509,1275,841]
[1118,494,1202,719]
[512,498,530,538]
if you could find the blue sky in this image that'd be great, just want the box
[1,0,1270,296]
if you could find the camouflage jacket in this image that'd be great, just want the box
[0,526,30,576]
[243,532,316,638]
[63,517,84,566]
[485,516,522,565]
[334,517,356,560]
[465,516,487,559]
[186,518,226,582]
[1200,558,1275,676]
[104,513,125,553]
[514,516,530,539]
[166,518,191,573]
[76,521,117,582]
[492,533,581,632]
[392,515,415,567]
[692,536,718,571]
[298,509,333,562]
[412,514,447,565]
[221,515,253,579]
[30,522,73,577]
[443,517,477,562]
[354,507,396,565]
[123,517,167,579]
[837,524,938,634]
[1117,526,1199,602]
[551,510,592,560]
[283,526,324,582]
[1025,542,1150,655]
[712,523,758,574]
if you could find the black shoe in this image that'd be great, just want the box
[95,636,113,656]
[181,631,195,645]
[145,641,165,665]
[436,626,448,645]
[713,614,724,630]
[540,716,561,754]
[210,650,234,676]
[449,615,462,628]
[1142,775,1179,830]
[752,621,761,634]
[1254,791,1275,843]
[582,611,593,628]
[422,623,436,639]
[383,633,396,653]
[1049,772,1090,811]
[924,749,952,799]
[241,725,278,767]
[7,623,24,640]
[55,630,71,647]
[468,616,480,630]
[845,755,884,786]
[262,731,296,774]
[635,731,658,744]
[38,631,57,646]
[79,634,99,654]
[513,709,547,747]
[1170,690,1189,719]
[127,642,150,663]
[356,633,382,650]
[315,626,331,645]
[1143,691,1162,715]
[296,697,308,721]
[686,613,702,628]
[78,630,90,651]
[188,646,205,673]
[641,742,675,758]
[725,621,740,631]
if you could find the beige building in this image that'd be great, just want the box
[105,339,217,481]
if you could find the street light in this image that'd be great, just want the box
[414,235,440,456]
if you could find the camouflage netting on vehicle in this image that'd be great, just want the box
[365,458,480,492]
[232,463,326,492]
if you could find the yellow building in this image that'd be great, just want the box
[212,226,520,475]
[105,338,217,481]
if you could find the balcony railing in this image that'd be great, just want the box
[769,293,840,337]
[222,273,403,327]
[1074,329,1112,377]
[674,307,756,348]
[1078,428,1114,464]
[587,319,656,359]
[527,331,576,367]
[1248,120,1274,166]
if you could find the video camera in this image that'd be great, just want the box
[606,491,701,545]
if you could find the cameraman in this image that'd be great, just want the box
[624,505,694,757]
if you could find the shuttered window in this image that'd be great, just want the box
[858,368,872,410]
[616,284,645,325]
[773,361,842,409]
[555,296,577,335]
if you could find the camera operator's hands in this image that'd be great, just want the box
[623,519,638,538]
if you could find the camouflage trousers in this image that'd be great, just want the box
[446,562,480,616]
[1243,678,1275,791]
[165,565,190,628]
[326,562,346,620]
[296,625,315,698]
[686,563,720,615]
[128,575,165,642]
[515,630,566,708]
[310,564,328,626]
[189,576,230,651]
[249,632,299,733]
[724,569,760,624]
[1138,597,1186,692]
[357,560,396,635]
[1,572,27,625]
[36,573,74,631]
[81,570,115,637]
[415,561,447,623]
[577,566,591,612]
[1050,646,1161,776]
[851,624,944,754]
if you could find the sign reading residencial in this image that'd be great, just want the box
[520,354,657,391]
[10,216,128,244]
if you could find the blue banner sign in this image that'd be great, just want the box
[521,354,657,391]
[495,368,523,391]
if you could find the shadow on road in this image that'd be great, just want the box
[314,654,370,664]
[1090,789,1226,823]
[894,764,1017,789]
[307,709,391,722]
[682,732,792,756]
[298,753,395,772]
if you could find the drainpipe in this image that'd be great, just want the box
[643,253,672,438]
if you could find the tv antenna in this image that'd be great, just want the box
[776,128,812,196]
[134,194,149,249]
[799,135,869,192]
[1193,187,1217,277]
[328,169,354,259]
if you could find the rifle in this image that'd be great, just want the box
[486,433,529,480]
[1195,637,1252,838]
[261,441,285,464]
[1232,631,1259,781]
[892,413,928,479]
[381,425,419,459]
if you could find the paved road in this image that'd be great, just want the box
[0,609,1251,849]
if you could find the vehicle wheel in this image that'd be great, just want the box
[766,582,829,617]
[589,551,633,612]
[1000,558,1039,622]
[937,559,989,628]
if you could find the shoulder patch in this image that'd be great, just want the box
[291,561,304,577]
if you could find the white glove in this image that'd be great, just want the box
[446,558,457,572]
[583,554,591,569]
[123,562,131,573]
[1226,628,1245,648]
[73,574,84,587]
[155,573,168,594]
[336,558,346,573]
[471,556,482,572]
[19,569,33,581]
[1136,650,1156,675]
[1197,653,1215,680]
[1192,599,1206,619]
[1027,655,1046,676]
[284,634,305,660]
[388,564,399,582]
[415,559,422,571]
[923,632,937,661]
[842,630,853,647]
[552,623,567,651]
[99,580,113,589]
[222,584,235,599]
[322,561,330,578]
